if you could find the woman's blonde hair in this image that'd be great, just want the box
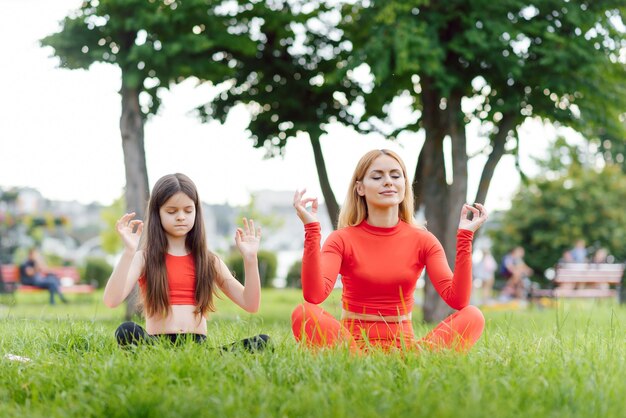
[337,149,416,228]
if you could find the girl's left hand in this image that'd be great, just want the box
[458,203,488,232]
[235,218,261,258]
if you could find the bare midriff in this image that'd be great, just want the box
[341,309,412,323]
[145,305,208,335]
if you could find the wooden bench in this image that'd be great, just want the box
[531,263,624,300]
[0,264,95,295]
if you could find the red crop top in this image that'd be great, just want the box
[138,253,197,305]
[301,220,474,316]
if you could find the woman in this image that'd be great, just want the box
[291,149,486,352]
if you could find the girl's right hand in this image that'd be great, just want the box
[115,212,143,252]
[293,189,318,225]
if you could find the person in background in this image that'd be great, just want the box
[567,239,588,263]
[19,248,68,305]
[592,247,609,264]
[473,248,497,305]
[589,247,612,291]
[499,246,533,300]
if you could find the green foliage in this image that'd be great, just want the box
[225,250,278,288]
[99,196,125,255]
[285,259,302,288]
[44,253,66,267]
[490,162,626,277]
[201,0,626,232]
[82,257,113,289]
[200,1,355,154]
[9,247,28,266]
[342,1,626,144]
[237,194,284,233]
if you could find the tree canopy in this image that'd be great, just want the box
[199,1,355,225]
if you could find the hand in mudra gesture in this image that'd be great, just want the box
[116,212,143,252]
[293,189,318,225]
[235,218,261,259]
[458,203,488,232]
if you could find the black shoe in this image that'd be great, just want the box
[221,334,272,353]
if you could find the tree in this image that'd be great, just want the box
[336,0,626,321]
[198,0,358,226]
[41,0,256,318]
[489,140,626,277]
[198,1,625,321]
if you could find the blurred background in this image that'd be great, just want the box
[1,0,624,320]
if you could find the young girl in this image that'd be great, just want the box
[103,173,269,351]
[291,149,487,352]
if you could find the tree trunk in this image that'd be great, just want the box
[419,77,455,323]
[418,80,478,323]
[420,133,454,323]
[120,84,150,320]
[412,152,424,211]
[445,92,468,262]
[309,132,340,229]
[474,113,515,204]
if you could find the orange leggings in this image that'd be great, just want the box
[291,302,485,352]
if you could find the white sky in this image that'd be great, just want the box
[0,0,562,211]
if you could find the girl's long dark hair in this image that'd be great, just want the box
[142,173,218,318]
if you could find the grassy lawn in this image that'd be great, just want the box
[1,289,625,418]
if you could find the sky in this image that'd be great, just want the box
[0,0,563,211]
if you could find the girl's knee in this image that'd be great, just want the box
[115,321,145,346]
[115,321,138,333]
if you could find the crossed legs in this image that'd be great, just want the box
[291,302,484,352]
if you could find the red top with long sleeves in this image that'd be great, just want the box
[302,221,474,316]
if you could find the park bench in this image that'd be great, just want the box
[0,264,95,296]
[531,263,624,300]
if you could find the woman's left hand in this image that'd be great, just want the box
[458,203,488,232]
[235,218,261,258]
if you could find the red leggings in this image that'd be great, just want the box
[291,302,484,352]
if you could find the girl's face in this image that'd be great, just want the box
[159,191,196,239]
[356,154,406,209]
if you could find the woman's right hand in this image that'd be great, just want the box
[293,189,318,225]
[115,212,143,252]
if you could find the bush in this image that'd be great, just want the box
[225,250,277,288]
[82,257,113,288]
[285,260,302,288]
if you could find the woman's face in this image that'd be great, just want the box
[356,154,406,209]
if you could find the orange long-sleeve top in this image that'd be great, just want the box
[302,220,474,316]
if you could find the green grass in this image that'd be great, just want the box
[1,290,626,417]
